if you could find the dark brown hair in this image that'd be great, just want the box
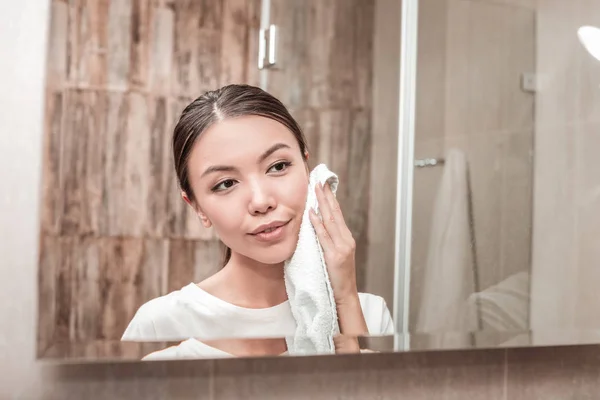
[172,84,309,266]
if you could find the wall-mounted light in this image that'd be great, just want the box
[577,26,600,61]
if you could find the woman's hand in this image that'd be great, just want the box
[309,182,369,336]
[309,182,358,304]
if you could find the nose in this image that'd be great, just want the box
[247,178,277,215]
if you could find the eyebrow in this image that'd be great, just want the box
[201,165,238,178]
[258,143,291,163]
[201,143,292,178]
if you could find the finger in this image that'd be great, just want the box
[315,182,344,246]
[309,208,335,253]
[323,182,354,243]
[323,181,341,217]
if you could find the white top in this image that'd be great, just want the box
[143,338,240,360]
[141,337,380,360]
[122,283,394,342]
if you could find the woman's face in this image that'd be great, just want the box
[185,115,309,265]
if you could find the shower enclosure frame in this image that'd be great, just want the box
[393,0,419,351]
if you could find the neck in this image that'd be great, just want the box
[218,251,288,308]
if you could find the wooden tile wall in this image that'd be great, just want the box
[39,0,263,357]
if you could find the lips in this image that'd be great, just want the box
[249,219,291,243]
[250,220,290,235]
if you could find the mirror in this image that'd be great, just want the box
[37,0,600,362]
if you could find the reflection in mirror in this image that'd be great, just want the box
[41,335,396,362]
[36,0,600,362]
[37,0,398,361]
[409,0,600,349]
[410,0,536,348]
[42,330,600,362]
[140,335,387,360]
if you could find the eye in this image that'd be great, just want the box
[268,161,292,173]
[212,179,237,192]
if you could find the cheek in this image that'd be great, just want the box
[281,173,309,211]
[201,198,243,234]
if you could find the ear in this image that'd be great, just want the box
[303,152,310,177]
[181,191,212,228]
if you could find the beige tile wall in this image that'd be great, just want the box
[410,0,535,330]
[530,0,600,332]
[410,0,449,329]
[364,0,403,312]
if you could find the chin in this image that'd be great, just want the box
[249,240,298,265]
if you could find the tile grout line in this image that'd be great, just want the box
[503,349,509,400]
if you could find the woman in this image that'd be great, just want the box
[122,84,393,358]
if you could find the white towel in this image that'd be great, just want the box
[466,271,529,332]
[284,164,340,355]
[415,149,477,341]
